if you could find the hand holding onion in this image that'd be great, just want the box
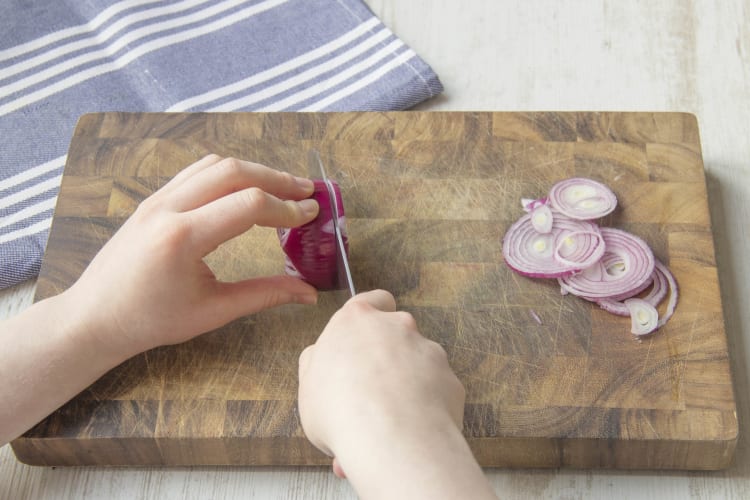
[68,155,322,355]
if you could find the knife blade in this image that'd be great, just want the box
[309,150,356,297]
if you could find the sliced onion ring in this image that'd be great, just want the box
[596,259,669,316]
[558,227,654,300]
[553,230,604,269]
[502,211,604,278]
[548,178,617,220]
[655,260,678,329]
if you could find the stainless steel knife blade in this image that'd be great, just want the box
[309,150,356,297]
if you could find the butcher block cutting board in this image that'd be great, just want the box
[11,111,737,469]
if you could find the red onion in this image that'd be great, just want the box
[278,179,348,290]
[548,178,617,220]
[558,228,655,300]
[502,211,605,278]
[596,260,670,316]
[502,178,678,336]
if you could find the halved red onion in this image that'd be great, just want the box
[502,211,604,278]
[277,179,348,290]
[548,178,617,220]
[558,227,654,300]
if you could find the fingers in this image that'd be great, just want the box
[160,154,224,195]
[211,275,318,319]
[168,157,315,212]
[187,188,319,255]
[347,289,397,312]
[148,155,319,256]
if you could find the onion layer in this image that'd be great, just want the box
[625,298,659,336]
[548,178,617,220]
[530,204,553,233]
[596,260,669,316]
[502,211,604,278]
[558,228,655,300]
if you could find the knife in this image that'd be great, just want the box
[310,150,356,297]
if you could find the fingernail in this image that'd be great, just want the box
[296,176,314,191]
[298,198,319,217]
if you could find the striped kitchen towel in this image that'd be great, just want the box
[0,0,443,289]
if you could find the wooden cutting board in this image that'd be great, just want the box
[11,112,737,469]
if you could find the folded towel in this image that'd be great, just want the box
[0,0,443,289]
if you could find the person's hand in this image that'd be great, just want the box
[298,290,497,499]
[66,154,320,358]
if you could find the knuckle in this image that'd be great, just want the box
[133,192,165,218]
[163,215,193,244]
[278,170,297,188]
[204,153,223,163]
[217,157,243,177]
[133,196,155,214]
[144,214,192,255]
[237,187,268,212]
[345,298,373,316]
[427,339,449,359]
[394,311,418,331]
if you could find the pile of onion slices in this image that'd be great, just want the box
[502,178,678,336]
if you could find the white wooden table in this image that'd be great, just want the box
[3,1,749,498]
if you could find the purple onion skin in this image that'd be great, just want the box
[278,179,348,290]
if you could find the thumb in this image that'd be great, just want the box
[298,344,314,377]
[347,289,397,312]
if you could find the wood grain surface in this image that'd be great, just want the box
[9,111,736,470]
[4,2,750,498]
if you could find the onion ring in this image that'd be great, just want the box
[596,259,670,316]
[558,227,654,300]
[548,178,617,220]
[502,211,604,278]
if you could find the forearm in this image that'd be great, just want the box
[0,291,130,445]
[338,420,497,500]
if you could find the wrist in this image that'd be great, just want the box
[334,416,494,500]
[51,288,139,368]
[0,291,137,443]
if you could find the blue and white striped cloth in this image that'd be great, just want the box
[0,0,443,289]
